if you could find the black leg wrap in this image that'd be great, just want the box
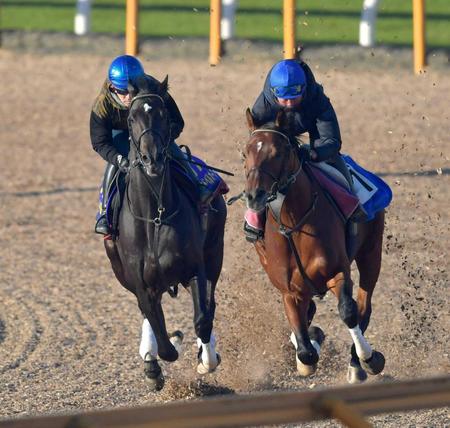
[297,333,319,366]
[144,359,165,391]
[338,296,358,328]
[298,347,319,366]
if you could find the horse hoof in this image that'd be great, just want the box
[145,372,165,391]
[360,350,385,375]
[169,330,184,354]
[144,360,165,391]
[347,363,367,384]
[197,353,221,375]
[296,360,317,377]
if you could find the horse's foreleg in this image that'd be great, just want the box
[137,293,179,363]
[283,293,321,376]
[189,275,220,374]
[139,318,165,390]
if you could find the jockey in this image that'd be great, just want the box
[91,55,199,236]
[244,59,367,242]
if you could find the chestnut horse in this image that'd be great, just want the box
[243,108,385,383]
[104,77,227,390]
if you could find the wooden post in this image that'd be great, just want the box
[126,0,138,56]
[209,0,222,65]
[283,0,296,59]
[413,0,426,74]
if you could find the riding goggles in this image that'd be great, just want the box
[110,85,129,96]
[271,84,305,99]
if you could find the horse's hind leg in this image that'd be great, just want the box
[189,273,220,374]
[329,268,384,384]
[348,216,386,382]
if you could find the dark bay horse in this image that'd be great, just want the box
[104,76,227,390]
[243,108,385,383]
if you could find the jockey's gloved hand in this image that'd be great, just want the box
[116,154,130,173]
[298,146,318,162]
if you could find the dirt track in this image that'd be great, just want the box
[0,45,449,427]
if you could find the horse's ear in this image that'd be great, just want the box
[246,108,256,131]
[160,75,169,94]
[135,75,150,93]
[275,109,288,130]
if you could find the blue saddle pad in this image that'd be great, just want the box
[171,155,224,194]
[342,154,393,221]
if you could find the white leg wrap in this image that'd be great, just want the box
[197,332,218,370]
[290,332,321,355]
[139,318,158,361]
[349,326,373,361]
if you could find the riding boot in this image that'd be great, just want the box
[95,162,118,235]
[243,221,264,243]
[243,209,266,242]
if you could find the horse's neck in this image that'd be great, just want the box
[128,169,175,215]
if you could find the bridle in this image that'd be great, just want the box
[246,128,303,202]
[126,93,179,226]
[128,94,171,171]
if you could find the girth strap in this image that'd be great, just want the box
[268,192,322,297]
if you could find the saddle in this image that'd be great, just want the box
[105,157,229,239]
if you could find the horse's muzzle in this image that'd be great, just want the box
[245,188,268,211]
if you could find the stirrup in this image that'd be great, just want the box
[243,221,264,243]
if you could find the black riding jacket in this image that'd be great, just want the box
[90,74,184,165]
[251,61,341,162]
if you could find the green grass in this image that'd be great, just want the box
[3,0,449,48]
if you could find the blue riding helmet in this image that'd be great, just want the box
[269,59,306,99]
[108,55,145,91]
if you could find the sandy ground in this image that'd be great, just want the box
[0,42,449,427]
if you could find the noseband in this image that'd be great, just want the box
[247,128,303,201]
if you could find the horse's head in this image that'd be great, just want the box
[243,108,299,211]
[127,76,171,176]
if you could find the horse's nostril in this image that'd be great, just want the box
[247,193,253,202]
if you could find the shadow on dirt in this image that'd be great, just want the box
[0,187,98,198]
[189,380,235,398]
[0,319,5,345]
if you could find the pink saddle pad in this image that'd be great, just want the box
[307,164,359,220]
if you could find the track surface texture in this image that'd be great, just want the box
[0,40,449,427]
